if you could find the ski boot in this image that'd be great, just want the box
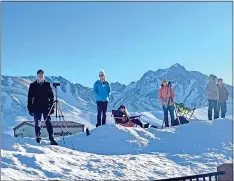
[36,137,41,143]
[150,125,158,129]
[143,123,150,128]
[50,139,58,146]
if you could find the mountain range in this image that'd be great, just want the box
[2,63,232,128]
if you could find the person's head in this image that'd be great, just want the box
[209,74,217,83]
[37,69,45,82]
[99,69,106,82]
[120,104,129,115]
[161,80,168,87]
[218,78,223,86]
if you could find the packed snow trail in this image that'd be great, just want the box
[2,119,232,180]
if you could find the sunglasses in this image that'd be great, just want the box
[99,74,104,77]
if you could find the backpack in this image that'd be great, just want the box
[176,116,189,125]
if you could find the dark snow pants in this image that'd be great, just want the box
[131,119,144,128]
[34,111,54,141]
[208,99,219,120]
[163,105,175,127]
[217,101,227,118]
[96,101,108,127]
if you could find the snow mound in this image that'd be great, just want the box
[2,119,232,180]
[61,119,233,156]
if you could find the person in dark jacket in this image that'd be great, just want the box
[93,69,111,127]
[206,74,219,120]
[27,70,58,145]
[114,104,158,128]
[217,78,229,118]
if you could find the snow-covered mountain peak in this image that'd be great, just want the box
[1,63,233,116]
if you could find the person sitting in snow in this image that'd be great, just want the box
[114,104,158,128]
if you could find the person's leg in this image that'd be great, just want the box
[221,102,227,118]
[224,102,227,118]
[163,106,169,127]
[131,119,143,128]
[96,101,102,127]
[101,101,108,125]
[208,100,213,120]
[43,112,55,142]
[217,102,221,118]
[213,100,219,120]
[34,112,42,138]
[168,105,176,126]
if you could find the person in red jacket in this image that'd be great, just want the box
[158,80,176,127]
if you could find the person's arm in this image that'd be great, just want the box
[206,83,211,98]
[48,83,54,105]
[158,89,164,102]
[171,88,175,99]
[27,84,33,112]
[93,81,99,98]
[107,82,111,96]
[225,87,229,100]
[206,84,209,92]
[216,86,219,100]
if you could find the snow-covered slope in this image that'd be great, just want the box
[2,118,233,180]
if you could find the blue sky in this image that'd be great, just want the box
[2,2,232,87]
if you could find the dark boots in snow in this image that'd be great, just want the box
[143,123,150,128]
[50,139,58,145]
[36,137,41,143]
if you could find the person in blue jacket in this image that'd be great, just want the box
[93,69,111,127]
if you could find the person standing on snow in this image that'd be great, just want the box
[206,74,219,120]
[158,80,176,127]
[217,78,229,118]
[93,69,111,127]
[27,70,58,145]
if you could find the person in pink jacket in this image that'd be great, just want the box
[158,80,176,127]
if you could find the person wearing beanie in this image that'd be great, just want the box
[93,69,111,127]
[216,78,229,118]
[206,74,219,120]
[27,69,58,145]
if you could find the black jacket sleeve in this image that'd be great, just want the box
[27,84,33,112]
[225,87,229,100]
[48,83,54,106]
